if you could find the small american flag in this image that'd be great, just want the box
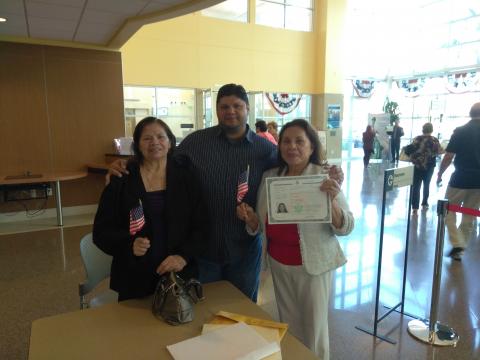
[129,200,145,235]
[237,165,249,203]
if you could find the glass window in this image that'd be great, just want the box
[285,6,312,32]
[203,90,213,129]
[345,0,480,78]
[201,0,248,23]
[256,1,285,29]
[256,0,313,31]
[155,88,195,143]
[123,87,155,138]
[123,86,196,143]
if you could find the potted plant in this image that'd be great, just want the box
[383,98,400,125]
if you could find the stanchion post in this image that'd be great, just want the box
[407,199,460,346]
[373,169,389,336]
[400,185,414,313]
[428,200,448,341]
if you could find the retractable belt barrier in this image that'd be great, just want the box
[447,204,480,217]
[406,199,480,347]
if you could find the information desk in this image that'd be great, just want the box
[0,171,87,226]
[29,281,317,360]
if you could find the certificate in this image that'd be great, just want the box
[266,175,331,224]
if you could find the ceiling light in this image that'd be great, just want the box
[0,17,7,22]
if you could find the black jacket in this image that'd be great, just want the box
[93,156,208,301]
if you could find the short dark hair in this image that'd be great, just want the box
[255,120,268,132]
[217,83,249,106]
[422,122,433,134]
[277,119,326,174]
[470,102,480,120]
[132,117,176,164]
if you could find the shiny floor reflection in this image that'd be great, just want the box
[0,159,478,359]
[329,159,479,360]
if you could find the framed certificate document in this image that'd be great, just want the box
[265,175,331,224]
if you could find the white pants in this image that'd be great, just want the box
[269,256,333,360]
[445,186,480,249]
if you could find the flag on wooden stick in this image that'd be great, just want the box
[237,165,249,203]
[129,200,145,235]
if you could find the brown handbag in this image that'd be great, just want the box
[152,272,204,325]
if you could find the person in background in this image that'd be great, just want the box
[236,119,354,359]
[387,119,404,163]
[93,117,206,301]
[437,102,480,261]
[362,125,376,168]
[409,123,443,215]
[107,84,345,302]
[267,121,279,143]
[255,119,278,145]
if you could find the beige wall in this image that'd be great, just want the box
[121,12,318,94]
[121,1,347,141]
[0,42,125,212]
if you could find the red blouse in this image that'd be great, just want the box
[266,219,302,265]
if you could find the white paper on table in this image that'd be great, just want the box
[202,324,282,360]
[167,322,280,360]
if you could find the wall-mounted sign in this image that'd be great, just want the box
[327,104,340,129]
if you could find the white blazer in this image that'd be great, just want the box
[252,163,354,276]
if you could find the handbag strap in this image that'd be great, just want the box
[185,279,205,303]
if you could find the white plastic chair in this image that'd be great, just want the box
[79,233,118,309]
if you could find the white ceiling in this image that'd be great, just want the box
[0,0,222,48]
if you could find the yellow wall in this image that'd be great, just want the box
[315,0,347,95]
[121,13,319,94]
[323,0,346,94]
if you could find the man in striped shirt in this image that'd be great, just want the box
[175,84,277,301]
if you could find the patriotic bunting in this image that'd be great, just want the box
[444,72,480,94]
[397,78,426,97]
[352,80,375,98]
[265,93,302,115]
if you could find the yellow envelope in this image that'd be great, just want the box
[209,311,288,341]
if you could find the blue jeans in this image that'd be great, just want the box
[412,166,435,209]
[196,235,262,302]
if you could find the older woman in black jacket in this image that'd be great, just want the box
[93,117,207,301]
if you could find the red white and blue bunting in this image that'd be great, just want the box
[352,80,375,98]
[397,78,426,97]
[444,71,480,94]
[266,93,302,115]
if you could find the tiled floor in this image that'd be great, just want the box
[0,159,478,359]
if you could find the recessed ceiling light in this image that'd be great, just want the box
[0,17,7,22]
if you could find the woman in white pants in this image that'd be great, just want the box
[237,119,354,359]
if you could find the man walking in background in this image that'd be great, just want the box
[388,119,404,163]
[437,102,480,261]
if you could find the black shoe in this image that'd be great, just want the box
[448,247,464,261]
